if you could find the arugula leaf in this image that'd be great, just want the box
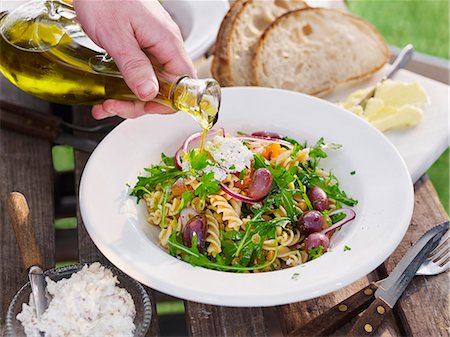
[297,170,357,206]
[330,212,346,224]
[308,245,324,260]
[161,153,175,166]
[131,155,184,202]
[180,190,194,212]
[168,231,278,272]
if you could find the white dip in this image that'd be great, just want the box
[17,263,136,337]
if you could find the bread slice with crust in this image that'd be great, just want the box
[211,0,246,85]
[212,0,308,86]
[252,8,389,95]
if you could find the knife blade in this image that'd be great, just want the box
[347,222,449,336]
[375,221,448,308]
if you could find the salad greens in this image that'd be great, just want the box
[131,134,357,272]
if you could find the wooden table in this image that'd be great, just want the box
[1,72,448,336]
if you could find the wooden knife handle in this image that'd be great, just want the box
[346,297,392,337]
[7,192,43,269]
[288,283,378,337]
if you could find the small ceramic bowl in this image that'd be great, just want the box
[5,263,152,337]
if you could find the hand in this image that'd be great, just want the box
[73,0,195,119]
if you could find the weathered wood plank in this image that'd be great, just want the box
[72,106,160,336]
[0,79,54,329]
[381,176,449,337]
[185,302,269,337]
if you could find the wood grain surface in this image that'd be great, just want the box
[381,176,449,337]
[185,302,269,336]
[0,79,55,330]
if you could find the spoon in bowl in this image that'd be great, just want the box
[7,192,48,332]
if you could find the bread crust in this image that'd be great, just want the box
[252,7,389,95]
[211,0,246,86]
[213,0,308,86]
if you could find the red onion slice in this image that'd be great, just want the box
[251,131,284,139]
[175,128,225,170]
[236,136,294,149]
[219,183,264,203]
[182,128,225,153]
[321,208,356,235]
[180,207,199,229]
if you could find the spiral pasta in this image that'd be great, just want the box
[205,209,221,257]
[134,132,357,273]
[210,195,243,231]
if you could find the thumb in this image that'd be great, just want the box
[107,42,159,101]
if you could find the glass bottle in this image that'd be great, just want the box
[0,0,220,130]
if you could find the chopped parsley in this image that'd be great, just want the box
[344,245,352,251]
[350,171,356,175]
[308,246,324,260]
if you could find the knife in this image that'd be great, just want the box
[8,192,48,331]
[288,221,449,337]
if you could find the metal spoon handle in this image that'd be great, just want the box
[384,44,415,80]
[358,44,415,108]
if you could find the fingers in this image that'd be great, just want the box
[106,41,159,102]
[132,3,196,77]
[92,100,175,120]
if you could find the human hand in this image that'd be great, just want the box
[73,0,195,119]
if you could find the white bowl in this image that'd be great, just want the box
[80,87,413,307]
[73,0,229,60]
[163,0,229,59]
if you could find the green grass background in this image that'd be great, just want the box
[347,0,449,213]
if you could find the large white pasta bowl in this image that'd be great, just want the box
[80,87,413,306]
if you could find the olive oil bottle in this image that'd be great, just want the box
[0,0,220,130]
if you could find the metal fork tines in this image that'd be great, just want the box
[416,232,450,276]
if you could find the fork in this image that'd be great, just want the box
[416,231,449,275]
[287,224,449,337]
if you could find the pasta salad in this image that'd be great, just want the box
[131,130,357,272]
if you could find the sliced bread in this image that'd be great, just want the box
[212,0,308,86]
[252,8,389,95]
[211,0,246,85]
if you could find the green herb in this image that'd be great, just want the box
[189,150,209,171]
[180,190,194,212]
[168,232,278,272]
[159,183,172,229]
[297,170,358,206]
[344,245,352,251]
[229,164,236,170]
[308,245,324,260]
[239,169,247,182]
[237,130,249,136]
[131,154,184,202]
[291,272,300,280]
[194,172,221,203]
[350,171,356,175]
[330,212,346,224]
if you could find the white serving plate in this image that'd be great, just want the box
[80,87,413,306]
